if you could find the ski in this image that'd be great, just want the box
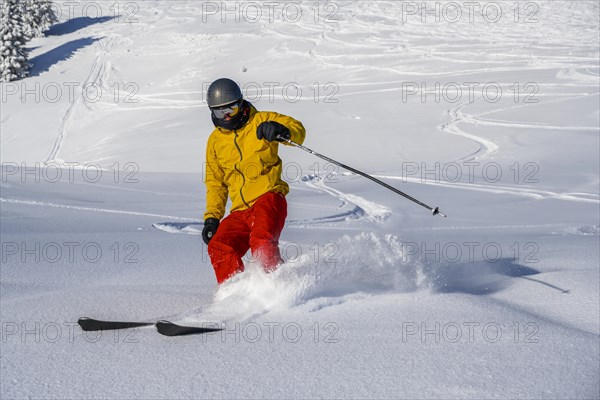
[156,320,223,337]
[78,317,154,331]
[77,317,224,337]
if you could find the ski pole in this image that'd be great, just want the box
[280,137,447,218]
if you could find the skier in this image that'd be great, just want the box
[201,78,306,284]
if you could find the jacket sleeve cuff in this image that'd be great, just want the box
[203,211,223,221]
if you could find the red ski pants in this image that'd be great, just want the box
[207,192,287,284]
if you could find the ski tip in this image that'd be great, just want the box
[77,317,92,330]
[77,317,100,331]
[156,320,224,337]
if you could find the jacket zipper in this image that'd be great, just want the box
[233,130,250,208]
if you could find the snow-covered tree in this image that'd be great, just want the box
[20,1,38,39]
[0,0,57,82]
[24,0,58,38]
[0,0,30,82]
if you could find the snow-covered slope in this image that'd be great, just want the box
[1,1,599,398]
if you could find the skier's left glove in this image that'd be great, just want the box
[202,218,220,245]
[256,121,290,142]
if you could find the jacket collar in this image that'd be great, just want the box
[214,101,256,133]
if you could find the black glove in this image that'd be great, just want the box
[256,121,290,142]
[202,218,219,245]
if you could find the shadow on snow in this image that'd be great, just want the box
[29,37,102,77]
[45,16,115,36]
[429,258,569,295]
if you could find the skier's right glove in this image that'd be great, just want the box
[202,218,220,245]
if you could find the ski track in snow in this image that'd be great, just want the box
[0,197,190,221]
[153,173,392,235]
[45,36,116,164]
[439,102,500,162]
[264,2,599,168]
[288,174,391,225]
[462,112,600,132]
[153,221,202,235]
[373,174,600,204]
[438,98,598,165]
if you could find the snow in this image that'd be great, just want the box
[1,1,599,398]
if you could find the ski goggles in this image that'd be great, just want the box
[210,100,242,120]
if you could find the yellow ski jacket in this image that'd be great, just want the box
[204,106,306,220]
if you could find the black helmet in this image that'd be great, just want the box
[207,78,243,108]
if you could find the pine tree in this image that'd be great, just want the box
[20,0,38,39]
[0,0,30,82]
[24,0,58,38]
